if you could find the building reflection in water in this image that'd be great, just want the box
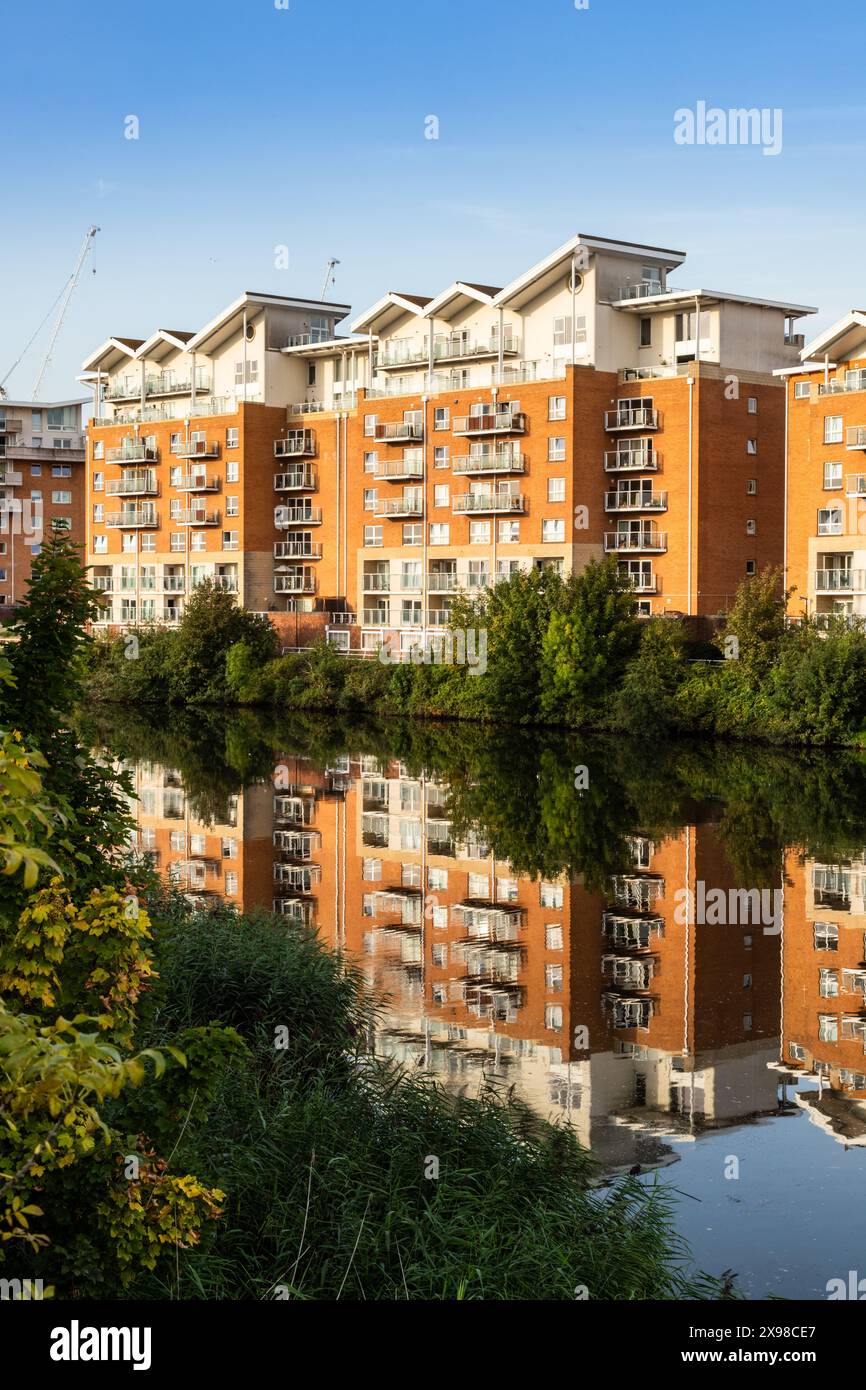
[119,748,866,1170]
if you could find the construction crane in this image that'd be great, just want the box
[320,258,340,300]
[31,226,100,399]
[0,226,100,400]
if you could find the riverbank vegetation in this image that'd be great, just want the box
[0,540,735,1300]
[81,561,866,745]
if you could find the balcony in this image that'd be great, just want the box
[815,570,865,592]
[145,373,211,399]
[453,492,525,514]
[452,448,525,475]
[163,575,185,592]
[362,609,390,626]
[374,455,424,480]
[602,913,664,948]
[276,505,322,526]
[105,472,158,496]
[604,447,659,472]
[91,575,113,592]
[273,540,323,559]
[175,508,220,526]
[104,383,140,402]
[847,427,866,450]
[172,439,220,459]
[605,407,659,431]
[373,421,424,444]
[604,530,667,553]
[374,496,423,518]
[428,571,457,592]
[174,474,220,492]
[426,608,451,626]
[275,467,317,491]
[846,474,866,496]
[0,469,24,486]
[106,442,158,464]
[363,573,391,592]
[452,408,526,436]
[433,334,520,363]
[161,607,183,623]
[0,417,22,435]
[213,574,238,592]
[105,507,159,529]
[617,282,667,301]
[375,341,429,369]
[274,570,317,594]
[604,489,667,512]
[274,431,316,457]
[620,570,657,594]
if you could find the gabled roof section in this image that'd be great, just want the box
[186,291,351,354]
[135,329,196,362]
[495,233,687,311]
[80,337,144,373]
[423,281,501,320]
[613,287,817,317]
[351,292,432,335]
[801,311,866,363]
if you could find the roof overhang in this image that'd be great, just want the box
[351,292,431,335]
[135,329,195,362]
[772,361,836,378]
[422,281,500,320]
[281,334,371,358]
[80,337,144,373]
[800,311,866,363]
[494,233,687,312]
[612,288,818,317]
[186,292,351,354]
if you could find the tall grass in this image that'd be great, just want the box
[135,902,736,1301]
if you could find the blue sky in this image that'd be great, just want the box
[2,0,865,399]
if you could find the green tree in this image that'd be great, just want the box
[166,580,278,704]
[615,617,689,738]
[724,566,788,683]
[540,558,640,727]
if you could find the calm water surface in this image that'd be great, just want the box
[84,706,866,1300]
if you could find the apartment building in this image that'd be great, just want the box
[83,235,814,643]
[81,293,352,634]
[0,396,87,611]
[781,311,866,622]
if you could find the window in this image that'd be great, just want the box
[222,531,239,550]
[429,523,449,545]
[170,433,182,454]
[225,872,238,896]
[824,461,842,490]
[402,523,421,545]
[226,496,239,517]
[468,872,489,898]
[30,463,42,476]
[746,439,758,455]
[226,427,238,448]
[542,518,565,543]
[364,451,378,473]
[93,503,104,523]
[818,506,843,536]
[170,533,186,552]
[818,1014,839,1042]
[498,519,520,543]
[93,534,107,553]
[545,1005,564,1031]
[547,477,565,503]
[469,520,491,544]
[813,922,839,951]
[93,471,104,491]
[362,858,381,881]
[794,381,811,399]
[545,924,563,950]
[431,944,448,968]
[639,317,652,347]
[52,491,72,504]
[429,867,448,891]
[234,359,258,385]
[431,906,448,930]
[434,484,449,509]
[30,489,42,500]
[226,460,239,482]
[540,882,563,909]
[819,968,839,997]
[434,445,449,468]
[364,415,377,437]
[747,479,757,495]
[545,963,563,992]
[548,396,566,421]
[93,441,104,460]
[52,463,72,477]
[825,416,843,444]
[746,519,756,536]
[191,532,206,552]
[141,534,155,553]
[307,362,316,388]
[553,316,572,347]
[748,396,758,414]
[745,560,756,575]
[169,499,182,520]
[364,488,377,511]
[434,407,450,431]
[548,437,566,462]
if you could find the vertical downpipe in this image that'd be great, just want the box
[687,375,695,617]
